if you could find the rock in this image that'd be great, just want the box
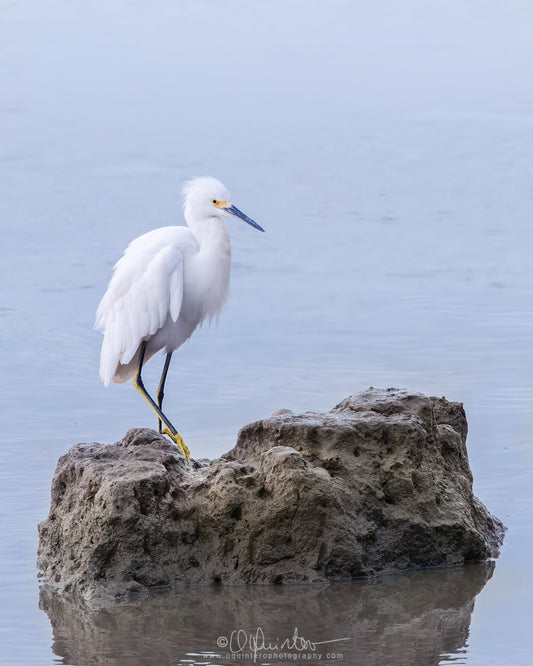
[37,388,505,600]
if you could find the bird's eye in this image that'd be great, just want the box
[211,198,218,205]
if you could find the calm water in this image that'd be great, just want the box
[1,1,533,664]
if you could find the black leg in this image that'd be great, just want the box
[156,352,173,434]
[133,342,190,460]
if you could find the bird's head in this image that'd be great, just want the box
[183,176,264,232]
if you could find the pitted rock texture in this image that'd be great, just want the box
[37,388,505,599]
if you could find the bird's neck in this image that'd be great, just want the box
[186,214,232,319]
[186,214,230,251]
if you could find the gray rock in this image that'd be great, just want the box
[37,388,505,600]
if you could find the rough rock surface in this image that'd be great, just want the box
[37,388,505,599]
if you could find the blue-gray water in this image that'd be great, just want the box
[1,1,532,664]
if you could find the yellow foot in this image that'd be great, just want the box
[161,427,191,461]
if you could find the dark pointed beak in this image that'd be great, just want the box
[223,203,265,232]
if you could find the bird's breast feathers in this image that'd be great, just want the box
[184,239,231,324]
[95,223,231,384]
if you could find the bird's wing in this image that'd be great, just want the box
[95,227,191,385]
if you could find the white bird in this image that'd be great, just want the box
[95,176,264,460]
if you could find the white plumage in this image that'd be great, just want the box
[95,176,264,459]
[96,226,195,385]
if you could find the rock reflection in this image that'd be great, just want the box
[40,561,495,666]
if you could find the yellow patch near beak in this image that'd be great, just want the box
[214,200,231,209]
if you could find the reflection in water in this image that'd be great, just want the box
[40,562,494,666]
[4,0,530,661]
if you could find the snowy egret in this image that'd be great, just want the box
[95,176,264,460]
